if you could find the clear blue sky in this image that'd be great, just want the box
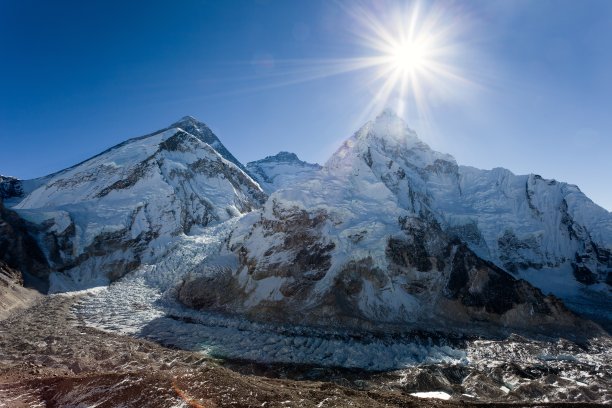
[1,0,611,210]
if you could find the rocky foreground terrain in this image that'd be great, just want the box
[0,113,610,407]
[0,293,609,407]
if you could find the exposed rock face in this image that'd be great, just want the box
[0,176,23,200]
[0,260,42,320]
[179,122,598,337]
[0,199,50,288]
[2,111,609,336]
[0,261,22,286]
[326,111,611,324]
[438,241,581,334]
[209,213,589,335]
[7,122,266,292]
[179,202,341,325]
[0,258,43,317]
[167,116,250,175]
[246,151,322,193]
[0,199,46,316]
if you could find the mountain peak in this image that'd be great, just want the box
[376,108,401,121]
[247,151,321,169]
[258,151,300,163]
[171,115,205,128]
[248,151,321,169]
[273,151,299,161]
[164,116,249,174]
[246,152,322,193]
[326,109,453,172]
[370,109,415,137]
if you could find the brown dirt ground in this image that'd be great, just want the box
[0,294,605,408]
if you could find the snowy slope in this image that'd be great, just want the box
[0,175,51,207]
[332,111,611,312]
[163,116,250,175]
[246,151,322,193]
[179,110,610,334]
[2,111,609,332]
[10,121,266,292]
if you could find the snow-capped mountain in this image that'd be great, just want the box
[338,111,610,294]
[1,112,609,406]
[179,110,610,334]
[163,116,250,175]
[0,116,243,200]
[330,111,611,320]
[2,111,610,333]
[7,120,266,292]
[246,151,322,193]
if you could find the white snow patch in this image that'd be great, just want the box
[410,391,452,400]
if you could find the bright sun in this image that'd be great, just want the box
[240,1,470,125]
[389,40,428,74]
[338,1,469,121]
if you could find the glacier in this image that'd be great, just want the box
[177,110,610,334]
[1,112,610,404]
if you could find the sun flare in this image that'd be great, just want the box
[339,1,471,123]
[221,1,473,127]
[388,39,429,74]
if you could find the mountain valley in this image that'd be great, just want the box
[0,113,610,406]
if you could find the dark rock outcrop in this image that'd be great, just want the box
[0,199,50,290]
[0,198,47,315]
[179,202,599,338]
[169,116,250,175]
[0,176,23,200]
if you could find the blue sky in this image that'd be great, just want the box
[1,0,611,210]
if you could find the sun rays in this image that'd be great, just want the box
[342,0,472,125]
[198,1,474,129]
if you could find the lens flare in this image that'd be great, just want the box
[342,0,472,124]
[208,1,475,129]
[389,40,428,74]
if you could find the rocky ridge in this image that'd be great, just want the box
[247,151,322,193]
[0,198,46,317]
[1,112,611,406]
[179,111,611,335]
[4,121,267,292]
